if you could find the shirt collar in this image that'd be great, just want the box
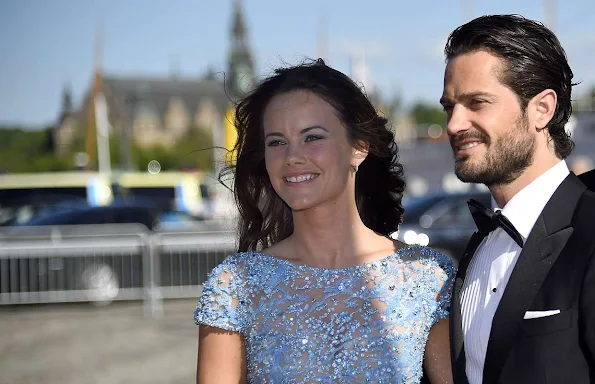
[490,160,570,240]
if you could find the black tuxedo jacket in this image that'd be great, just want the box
[579,169,595,192]
[450,173,595,384]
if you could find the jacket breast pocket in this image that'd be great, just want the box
[521,309,573,336]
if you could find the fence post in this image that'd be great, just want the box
[143,233,162,319]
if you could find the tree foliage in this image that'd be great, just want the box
[129,126,214,172]
[0,123,215,173]
[0,127,70,173]
[410,101,446,127]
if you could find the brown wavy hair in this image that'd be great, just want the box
[220,59,406,252]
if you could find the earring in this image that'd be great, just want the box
[354,164,358,173]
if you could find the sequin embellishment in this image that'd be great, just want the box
[194,245,455,383]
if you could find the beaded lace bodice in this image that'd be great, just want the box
[194,245,455,383]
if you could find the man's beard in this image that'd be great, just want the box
[452,115,535,187]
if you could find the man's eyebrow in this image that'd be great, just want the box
[439,95,452,106]
[440,92,495,105]
[460,91,494,100]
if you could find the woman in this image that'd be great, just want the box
[194,59,454,383]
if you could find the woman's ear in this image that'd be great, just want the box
[353,140,369,162]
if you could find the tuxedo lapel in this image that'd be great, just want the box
[482,174,587,384]
[451,231,485,384]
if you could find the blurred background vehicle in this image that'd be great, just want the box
[5,198,216,231]
[394,191,491,264]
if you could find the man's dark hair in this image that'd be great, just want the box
[445,14,576,158]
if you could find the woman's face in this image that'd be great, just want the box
[262,90,361,212]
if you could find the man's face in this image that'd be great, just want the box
[440,50,536,186]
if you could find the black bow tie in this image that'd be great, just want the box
[467,199,524,248]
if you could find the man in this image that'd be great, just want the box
[440,15,595,384]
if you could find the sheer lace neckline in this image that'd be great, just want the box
[253,245,415,272]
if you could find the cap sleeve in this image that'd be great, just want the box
[428,250,456,327]
[194,255,246,332]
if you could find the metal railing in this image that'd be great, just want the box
[0,223,237,317]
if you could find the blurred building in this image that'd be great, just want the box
[53,0,255,170]
[568,110,595,172]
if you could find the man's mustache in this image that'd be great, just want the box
[449,131,490,147]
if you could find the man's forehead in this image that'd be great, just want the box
[443,57,505,95]
[446,51,504,77]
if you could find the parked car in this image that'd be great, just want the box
[394,190,491,263]
[22,203,159,228]
[6,198,217,230]
[0,194,87,226]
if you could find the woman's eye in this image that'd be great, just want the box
[266,140,284,147]
[305,135,324,142]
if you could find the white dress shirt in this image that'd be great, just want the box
[461,160,570,384]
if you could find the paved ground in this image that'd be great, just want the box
[0,299,200,384]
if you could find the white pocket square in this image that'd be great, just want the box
[523,310,561,319]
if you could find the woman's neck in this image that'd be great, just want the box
[287,203,388,269]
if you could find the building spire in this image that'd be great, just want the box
[228,0,255,96]
[232,0,246,38]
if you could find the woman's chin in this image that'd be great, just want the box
[287,199,319,213]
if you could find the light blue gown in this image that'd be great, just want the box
[194,245,455,383]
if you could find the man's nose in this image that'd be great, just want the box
[446,104,472,136]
